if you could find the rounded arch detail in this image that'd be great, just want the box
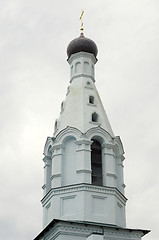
[86,127,113,143]
[43,137,53,157]
[54,126,82,144]
[114,136,124,156]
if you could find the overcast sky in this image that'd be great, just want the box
[0,1,159,240]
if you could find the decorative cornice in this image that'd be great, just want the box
[34,219,150,240]
[68,51,97,65]
[41,183,127,205]
[70,74,95,84]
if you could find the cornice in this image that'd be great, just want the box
[34,219,150,240]
[41,183,127,205]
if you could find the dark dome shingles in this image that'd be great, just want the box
[67,33,98,59]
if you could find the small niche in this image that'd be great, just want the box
[92,112,98,122]
[89,96,94,104]
[92,65,94,77]
[75,62,81,73]
[84,61,89,74]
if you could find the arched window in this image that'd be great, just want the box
[91,140,103,186]
[89,96,94,104]
[92,112,98,122]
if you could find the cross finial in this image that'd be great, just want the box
[80,10,84,33]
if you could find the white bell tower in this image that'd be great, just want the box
[34,30,150,240]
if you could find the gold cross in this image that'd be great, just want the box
[80,10,84,33]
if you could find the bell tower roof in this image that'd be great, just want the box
[53,48,114,138]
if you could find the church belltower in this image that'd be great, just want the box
[34,14,150,240]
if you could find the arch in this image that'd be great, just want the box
[43,137,53,157]
[84,61,89,74]
[75,62,81,73]
[54,126,82,144]
[92,112,98,122]
[114,136,124,156]
[91,139,103,186]
[86,126,113,143]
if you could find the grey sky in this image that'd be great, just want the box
[0,1,159,240]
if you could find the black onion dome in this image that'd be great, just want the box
[67,33,98,59]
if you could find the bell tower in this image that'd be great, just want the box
[34,18,150,240]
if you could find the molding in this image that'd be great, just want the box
[103,152,116,158]
[102,143,117,151]
[68,51,97,65]
[85,85,94,90]
[51,174,61,180]
[86,127,113,142]
[51,143,63,151]
[34,219,150,240]
[41,183,127,205]
[76,149,91,152]
[89,121,101,126]
[75,139,92,145]
[70,74,95,84]
[54,126,82,142]
[107,173,117,179]
[76,169,92,174]
[87,103,97,107]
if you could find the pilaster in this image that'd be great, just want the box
[75,139,92,183]
[43,156,52,195]
[102,143,117,188]
[51,144,63,188]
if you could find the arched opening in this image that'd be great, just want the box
[92,112,98,122]
[89,96,94,104]
[91,140,103,186]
